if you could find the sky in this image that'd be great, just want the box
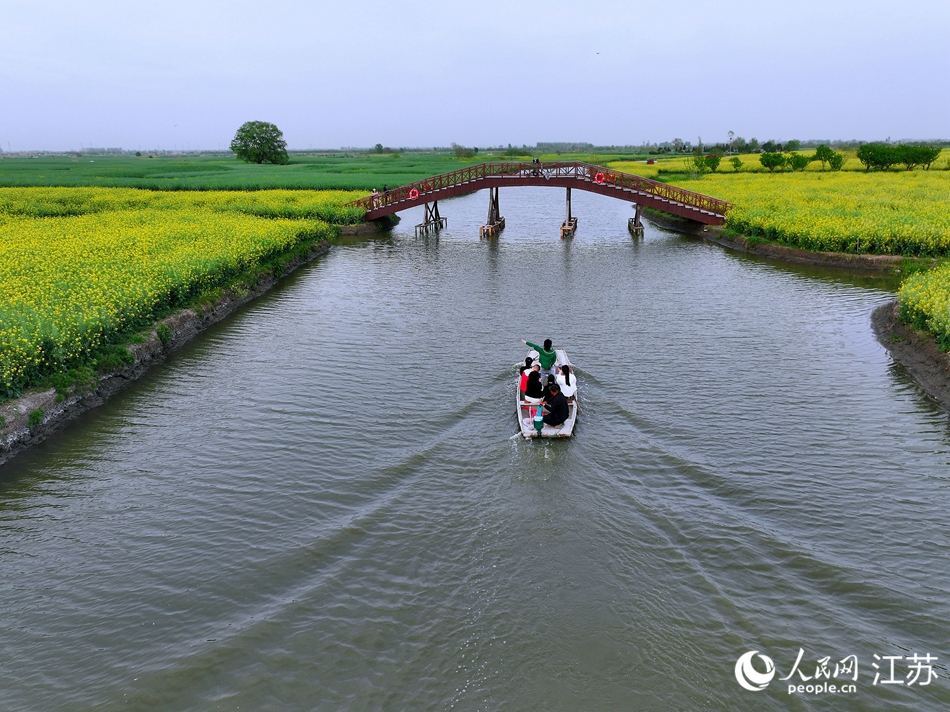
[2,0,948,151]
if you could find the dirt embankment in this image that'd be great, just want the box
[701,230,908,271]
[872,301,950,410]
[643,211,909,272]
[0,241,333,467]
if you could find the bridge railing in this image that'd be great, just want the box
[347,161,731,217]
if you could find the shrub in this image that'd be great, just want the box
[759,152,786,172]
[451,143,475,158]
[157,323,172,345]
[28,408,44,430]
[787,153,813,172]
[704,155,722,173]
[856,143,899,171]
[92,345,135,373]
[828,151,846,171]
[814,145,835,170]
[729,157,743,172]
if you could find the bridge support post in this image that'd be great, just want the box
[560,187,578,238]
[628,202,644,237]
[480,187,505,239]
[415,201,447,236]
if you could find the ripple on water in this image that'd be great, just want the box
[1,188,949,710]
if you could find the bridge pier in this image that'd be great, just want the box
[628,202,644,237]
[415,201,447,236]
[561,187,578,238]
[480,187,505,239]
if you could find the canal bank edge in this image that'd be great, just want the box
[872,300,950,411]
[642,209,910,272]
[0,240,337,468]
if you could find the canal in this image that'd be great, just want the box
[1,188,948,711]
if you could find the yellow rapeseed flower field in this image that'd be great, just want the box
[0,187,365,398]
[673,171,950,255]
[899,267,950,348]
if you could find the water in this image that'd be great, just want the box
[2,188,948,711]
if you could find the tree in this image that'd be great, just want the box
[895,145,922,171]
[759,152,786,172]
[687,153,709,174]
[828,151,845,171]
[704,154,722,172]
[729,157,743,172]
[787,152,812,171]
[895,145,941,171]
[230,121,289,164]
[814,144,835,170]
[373,143,384,153]
[919,146,941,170]
[856,143,898,171]
[785,139,801,152]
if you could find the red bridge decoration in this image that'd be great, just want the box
[347,161,731,227]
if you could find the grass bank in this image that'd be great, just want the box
[0,187,366,401]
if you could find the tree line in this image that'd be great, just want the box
[684,143,942,174]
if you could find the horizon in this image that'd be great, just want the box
[4,136,949,155]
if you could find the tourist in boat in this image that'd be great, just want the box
[541,382,568,427]
[518,357,534,396]
[544,374,557,398]
[522,338,557,375]
[524,369,544,404]
[556,364,577,400]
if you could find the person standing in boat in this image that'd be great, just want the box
[541,382,568,427]
[522,338,557,376]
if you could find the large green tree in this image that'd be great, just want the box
[230,121,290,164]
[759,152,786,172]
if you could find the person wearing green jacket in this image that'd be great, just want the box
[522,338,557,375]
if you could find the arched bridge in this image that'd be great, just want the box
[347,161,731,232]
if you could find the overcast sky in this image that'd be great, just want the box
[2,0,948,151]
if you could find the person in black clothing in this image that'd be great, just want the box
[524,369,544,402]
[542,383,568,426]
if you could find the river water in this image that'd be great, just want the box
[2,188,949,711]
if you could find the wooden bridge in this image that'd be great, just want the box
[347,161,730,236]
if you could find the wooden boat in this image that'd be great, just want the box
[516,349,578,439]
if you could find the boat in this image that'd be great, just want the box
[516,349,578,438]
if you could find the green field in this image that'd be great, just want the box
[0,151,649,192]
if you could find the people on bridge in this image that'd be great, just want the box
[522,338,557,375]
[371,188,380,208]
[541,382,568,427]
